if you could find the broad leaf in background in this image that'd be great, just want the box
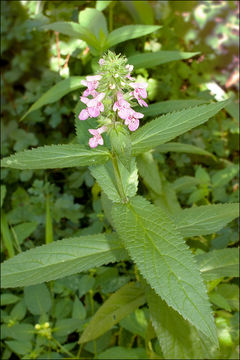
[137,151,162,195]
[147,288,212,360]
[138,99,209,117]
[175,203,239,237]
[121,0,154,25]
[1,144,110,169]
[78,8,108,39]
[24,283,51,315]
[42,22,100,52]
[195,248,239,280]
[90,158,138,203]
[112,196,218,345]
[79,282,145,343]
[157,142,216,159]
[128,51,200,69]
[21,76,84,120]
[104,25,161,49]
[211,164,239,188]
[1,233,127,288]
[131,99,231,155]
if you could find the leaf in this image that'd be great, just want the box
[128,51,200,69]
[1,293,20,306]
[72,296,86,320]
[138,99,209,117]
[90,158,138,203]
[119,308,148,338]
[97,347,148,359]
[5,340,32,356]
[12,222,38,244]
[112,196,218,345]
[1,184,6,207]
[157,142,215,159]
[195,248,239,280]
[1,144,110,170]
[24,283,52,315]
[78,8,108,39]
[147,289,212,359]
[211,164,239,188]
[4,323,34,341]
[42,22,99,49]
[1,211,15,258]
[175,203,239,237]
[79,282,145,343]
[21,76,84,120]
[54,318,83,336]
[137,151,162,195]
[121,0,154,25]
[1,233,127,288]
[131,99,231,155]
[172,176,200,193]
[96,0,112,11]
[105,25,161,49]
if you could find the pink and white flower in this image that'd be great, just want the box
[130,82,148,107]
[124,109,144,131]
[126,64,135,80]
[113,92,131,119]
[81,75,102,97]
[79,93,105,120]
[88,125,107,148]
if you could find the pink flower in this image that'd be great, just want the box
[126,64,135,80]
[81,75,102,96]
[113,92,131,119]
[98,58,105,66]
[79,93,105,120]
[130,82,148,107]
[124,109,144,131]
[88,126,107,148]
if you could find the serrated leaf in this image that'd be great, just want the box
[90,158,138,203]
[112,196,218,345]
[138,99,209,117]
[104,25,161,49]
[131,99,231,155]
[128,51,200,69]
[147,289,212,359]
[1,144,110,170]
[137,151,162,195]
[79,282,145,343]
[21,76,84,120]
[195,248,239,280]
[1,233,127,288]
[157,142,215,159]
[175,203,239,237]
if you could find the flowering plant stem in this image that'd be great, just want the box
[111,152,128,203]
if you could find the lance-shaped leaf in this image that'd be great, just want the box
[1,233,127,288]
[131,99,231,155]
[157,142,216,159]
[90,158,138,203]
[195,248,239,280]
[42,22,99,48]
[104,25,161,49]
[1,145,110,170]
[79,282,145,343]
[128,51,200,69]
[147,288,213,359]
[21,76,84,120]
[175,203,239,237]
[137,99,209,117]
[112,196,218,345]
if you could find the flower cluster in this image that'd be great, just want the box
[78,51,148,148]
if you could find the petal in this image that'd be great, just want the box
[88,128,99,136]
[119,108,131,120]
[81,80,88,86]
[88,106,100,117]
[89,137,98,148]
[98,136,104,145]
[138,99,148,107]
[96,92,105,102]
[79,109,89,120]
[87,97,98,107]
[86,75,102,81]
[128,118,139,131]
[80,96,89,104]
[98,125,107,134]
[134,111,144,119]
[99,102,104,112]
[83,89,90,97]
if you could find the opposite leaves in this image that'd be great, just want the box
[112,196,218,345]
[1,233,127,288]
[1,145,110,170]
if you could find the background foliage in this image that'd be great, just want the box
[1,1,239,359]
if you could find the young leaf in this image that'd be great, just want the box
[157,142,216,159]
[42,22,99,49]
[104,25,161,49]
[1,233,127,288]
[147,288,212,359]
[112,196,218,345]
[79,282,145,343]
[21,76,84,120]
[1,144,110,170]
[175,203,239,237]
[138,99,208,117]
[90,158,138,203]
[131,99,231,155]
[195,248,239,280]
[128,51,200,69]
